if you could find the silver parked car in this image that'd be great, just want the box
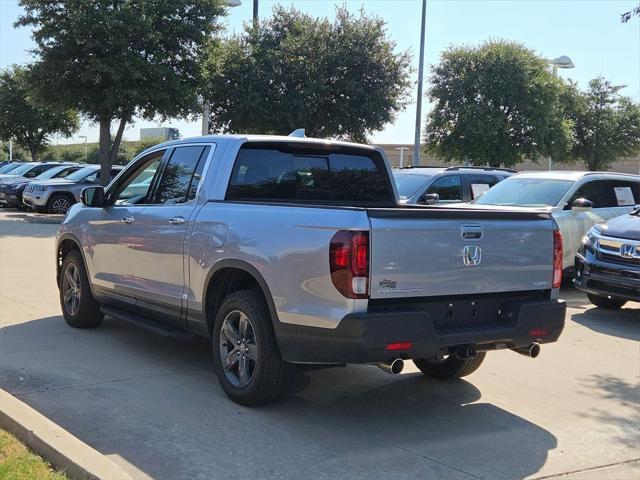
[471,171,640,270]
[23,165,123,214]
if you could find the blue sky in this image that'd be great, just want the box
[1,0,639,145]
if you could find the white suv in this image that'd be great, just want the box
[472,171,640,270]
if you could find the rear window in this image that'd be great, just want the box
[226,145,393,205]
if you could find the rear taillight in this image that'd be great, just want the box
[553,229,563,289]
[329,230,369,299]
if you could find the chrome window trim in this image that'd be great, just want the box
[106,141,217,207]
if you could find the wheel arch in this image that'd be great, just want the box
[203,260,281,341]
[56,234,93,295]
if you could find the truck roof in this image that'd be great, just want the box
[151,134,378,152]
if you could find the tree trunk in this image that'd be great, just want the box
[109,116,129,166]
[29,145,39,162]
[98,118,112,187]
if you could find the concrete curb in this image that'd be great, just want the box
[22,213,64,224]
[2,212,64,224]
[0,389,132,480]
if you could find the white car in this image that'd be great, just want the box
[472,171,640,270]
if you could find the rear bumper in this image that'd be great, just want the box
[276,297,566,364]
[574,251,640,302]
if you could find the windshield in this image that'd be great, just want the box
[474,177,574,207]
[392,172,431,199]
[65,166,98,182]
[5,163,37,176]
[0,163,21,174]
[34,165,73,180]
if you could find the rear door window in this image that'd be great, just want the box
[226,145,393,204]
[569,180,640,208]
[467,174,499,200]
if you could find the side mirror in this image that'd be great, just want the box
[81,186,106,208]
[571,198,593,211]
[420,193,440,205]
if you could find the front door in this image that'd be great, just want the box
[88,150,166,306]
[128,145,211,324]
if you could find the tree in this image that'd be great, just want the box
[204,6,412,142]
[621,3,640,22]
[425,40,573,168]
[562,78,640,171]
[0,65,78,161]
[17,0,225,184]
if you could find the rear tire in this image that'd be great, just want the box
[212,290,295,406]
[587,293,626,310]
[413,353,486,380]
[59,250,103,328]
[47,193,74,215]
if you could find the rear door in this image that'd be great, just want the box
[367,208,555,299]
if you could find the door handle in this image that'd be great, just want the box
[169,216,186,225]
[122,216,135,224]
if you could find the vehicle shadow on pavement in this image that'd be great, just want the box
[0,315,557,480]
[571,305,640,341]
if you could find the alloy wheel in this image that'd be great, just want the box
[62,263,81,316]
[51,197,71,214]
[219,310,258,388]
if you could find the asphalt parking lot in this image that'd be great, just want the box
[0,209,638,480]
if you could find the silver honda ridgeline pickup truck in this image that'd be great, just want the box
[56,135,566,405]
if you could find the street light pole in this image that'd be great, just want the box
[413,0,427,166]
[79,135,88,162]
[253,0,258,21]
[545,55,575,170]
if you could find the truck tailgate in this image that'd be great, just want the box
[367,207,555,299]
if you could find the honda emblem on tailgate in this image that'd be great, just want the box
[463,245,482,266]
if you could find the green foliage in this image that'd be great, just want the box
[562,78,640,171]
[204,6,412,142]
[621,3,640,22]
[425,40,573,168]
[0,141,30,162]
[42,139,165,166]
[17,0,225,182]
[0,65,78,161]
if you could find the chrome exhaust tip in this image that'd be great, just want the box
[376,358,405,375]
[511,342,541,358]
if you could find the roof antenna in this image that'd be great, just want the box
[288,128,306,138]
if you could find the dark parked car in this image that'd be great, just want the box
[0,164,80,208]
[392,166,514,205]
[574,207,640,309]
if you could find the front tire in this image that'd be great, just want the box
[47,194,74,215]
[587,293,626,310]
[59,251,103,328]
[413,353,486,380]
[212,290,295,406]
